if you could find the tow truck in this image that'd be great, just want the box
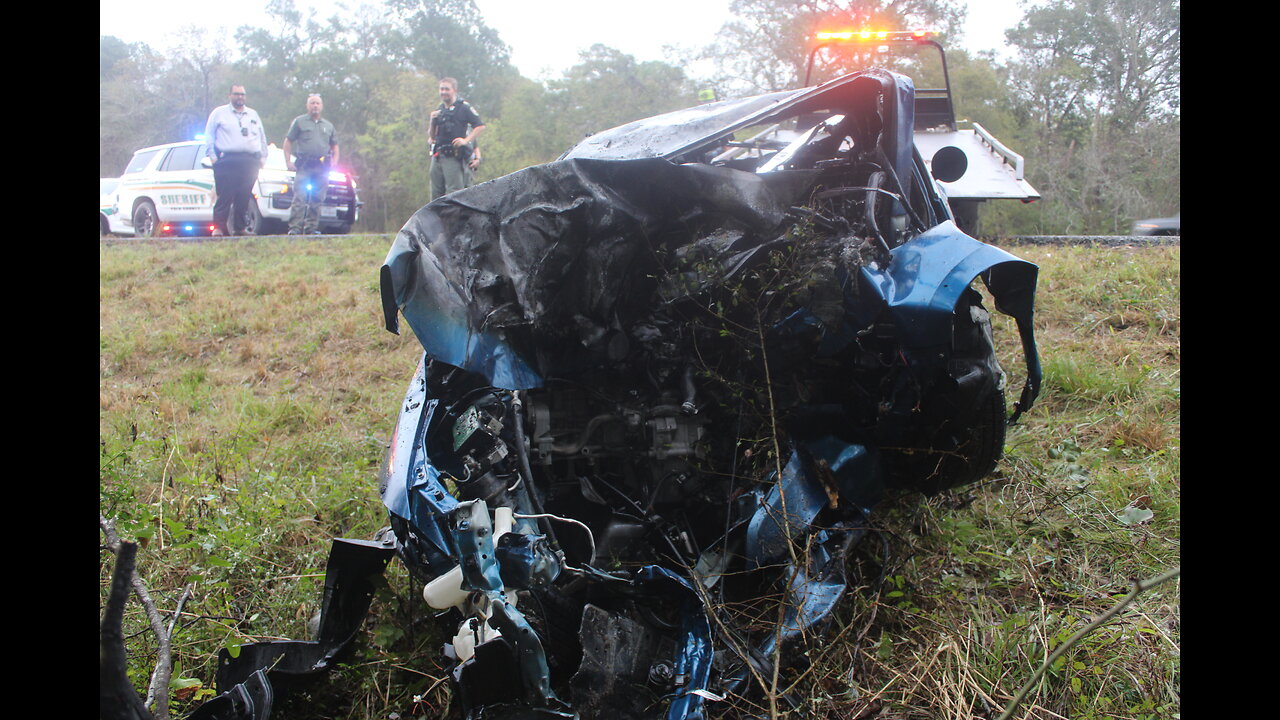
[713,29,1038,234]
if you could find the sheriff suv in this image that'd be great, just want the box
[106,140,361,237]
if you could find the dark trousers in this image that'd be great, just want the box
[212,153,261,234]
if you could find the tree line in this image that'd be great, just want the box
[100,0,1179,235]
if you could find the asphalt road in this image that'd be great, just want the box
[984,235,1179,246]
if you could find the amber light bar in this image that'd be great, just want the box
[815,29,933,42]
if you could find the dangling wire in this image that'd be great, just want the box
[513,512,597,567]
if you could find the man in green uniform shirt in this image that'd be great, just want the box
[283,94,340,235]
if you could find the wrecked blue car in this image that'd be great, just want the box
[194,68,1040,720]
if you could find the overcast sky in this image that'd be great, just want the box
[100,0,1028,79]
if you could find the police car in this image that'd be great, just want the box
[105,140,361,237]
[100,178,120,235]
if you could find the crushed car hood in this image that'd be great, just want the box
[381,157,820,389]
[382,71,937,392]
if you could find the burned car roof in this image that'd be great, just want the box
[198,68,1042,720]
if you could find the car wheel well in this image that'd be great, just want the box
[132,198,161,238]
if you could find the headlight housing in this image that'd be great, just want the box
[259,181,290,196]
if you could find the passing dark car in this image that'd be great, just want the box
[1132,212,1179,236]
[190,69,1042,720]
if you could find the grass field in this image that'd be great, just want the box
[100,235,1179,719]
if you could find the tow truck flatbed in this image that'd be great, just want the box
[914,123,1039,202]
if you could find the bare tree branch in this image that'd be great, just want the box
[100,514,186,720]
[996,566,1181,720]
[101,539,155,720]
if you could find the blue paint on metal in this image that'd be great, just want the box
[381,356,459,571]
[495,533,562,590]
[886,73,917,215]
[398,305,544,390]
[770,281,860,358]
[452,500,566,710]
[745,450,826,567]
[485,597,566,709]
[856,223,1043,419]
[757,551,849,657]
[805,436,882,512]
[380,237,545,390]
[452,500,505,594]
[635,566,714,720]
[860,221,1027,344]
[667,609,713,720]
[745,438,880,567]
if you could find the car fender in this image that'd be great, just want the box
[859,221,1042,420]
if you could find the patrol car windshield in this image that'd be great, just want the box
[124,149,162,174]
[264,145,287,170]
